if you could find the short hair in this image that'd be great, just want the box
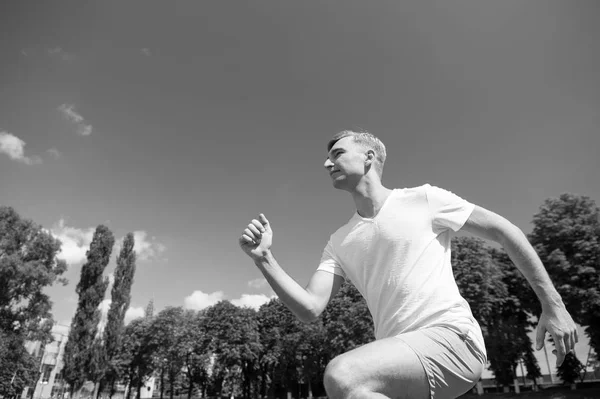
[327,130,387,178]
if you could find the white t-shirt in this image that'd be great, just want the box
[318,184,485,352]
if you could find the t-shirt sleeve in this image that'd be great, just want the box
[316,238,347,280]
[425,184,475,233]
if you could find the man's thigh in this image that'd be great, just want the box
[324,335,430,399]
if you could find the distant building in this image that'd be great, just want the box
[20,323,155,399]
[21,323,69,399]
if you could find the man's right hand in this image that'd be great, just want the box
[239,213,273,260]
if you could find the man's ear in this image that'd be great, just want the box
[365,149,375,165]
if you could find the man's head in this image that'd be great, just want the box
[324,130,387,189]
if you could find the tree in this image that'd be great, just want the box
[63,225,115,394]
[180,310,211,399]
[100,233,137,397]
[528,194,600,354]
[120,317,156,399]
[203,301,262,398]
[0,206,67,341]
[256,298,326,399]
[0,330,39,398]
[321,282,375,359]
[557,352,584,387]
[150,307,189,399]
[451,237,508,330]
[489,247,542,386]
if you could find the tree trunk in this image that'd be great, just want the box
[95,381,104,399]
[136,382,142,399]
[160,369,165,399]
[187,376,194,399]
[124,381,131,399]
[475,381,483,395]
[108,379,116,399]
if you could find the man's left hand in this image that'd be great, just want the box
[535,304,578,367]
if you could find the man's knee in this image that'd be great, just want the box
[323,355,358,398]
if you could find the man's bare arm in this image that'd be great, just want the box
[239,214,344,322]
[460,205,578,366]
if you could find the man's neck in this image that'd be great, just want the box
[350,179,393,219]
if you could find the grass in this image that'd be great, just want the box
[459,383,600,399]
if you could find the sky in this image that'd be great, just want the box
[1,0,599,378]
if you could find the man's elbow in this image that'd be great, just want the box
[496,221,527,248]
[298,307,321,323]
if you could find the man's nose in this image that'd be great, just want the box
[324,158,334,168]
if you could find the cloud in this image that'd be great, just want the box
[247,278,276,297]
[58,104,92,136]
[47,148,62,159]
[248,278,268,290]
[0,131,42,165]
[125,306,145,324]
[131,231,166,262]
[183,290,275,312]
[231,294,273,310]
[50,219,96,265]
[47,47,75,61]
[141,48,151,56]
[184,290,225,311]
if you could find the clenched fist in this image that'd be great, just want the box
[239,213,273,260]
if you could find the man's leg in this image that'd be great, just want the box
[323,336,430,399]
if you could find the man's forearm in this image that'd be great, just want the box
[254,250,317,322]
[500,224,564,310]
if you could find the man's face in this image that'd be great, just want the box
[324,136,370,189]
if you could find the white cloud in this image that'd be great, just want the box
[184,290,225,311]
[96,299,111,337]
[247,278,275,297]
[141,48,151,56]
[183,290,275,312]
[50,219,96,265]
[47,148,62,159]
[132,231,166,261]
[107,272,115,287]
[47,47,75,61]
[0,131,42,165]
[58,104,92,136]
[248,278,268,290]
[231,294,273,310]
[125,306,145,324]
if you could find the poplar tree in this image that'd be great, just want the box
[63,225,115,395]
[102,233,137,396]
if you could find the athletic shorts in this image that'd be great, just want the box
[396,325,487,399]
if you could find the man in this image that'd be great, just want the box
[239,130,577,399]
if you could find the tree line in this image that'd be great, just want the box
[0,192,599,398]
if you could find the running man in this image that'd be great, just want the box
[238,130,577,399]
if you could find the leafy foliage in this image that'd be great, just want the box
[528,194,600,356]
[203,301,262,398]
[0,206,67,341]
[557,352,585,385]
[63,225,115,391]
[0,206,67,398]
[0,330,39,397]
[321,282,374,358]
[101,233,137,394]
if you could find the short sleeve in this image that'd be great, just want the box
[425,184,475,233]
[316,238,347,280]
